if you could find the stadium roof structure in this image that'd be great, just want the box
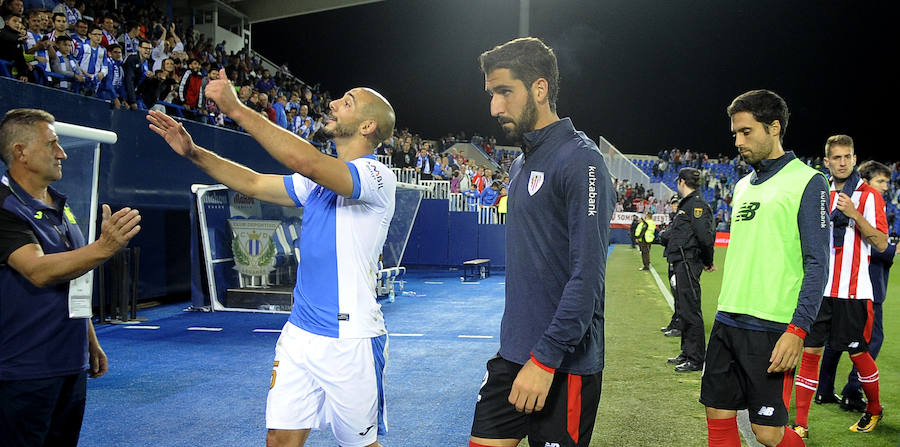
[214,0,384,24]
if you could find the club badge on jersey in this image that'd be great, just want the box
[528,171,544,196]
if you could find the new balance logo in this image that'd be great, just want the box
[848,342,860,348]
[734,202,760,221]
[359,425,374,436]
[544,443,561,447]
[757,406,775,417]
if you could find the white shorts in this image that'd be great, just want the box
[266,321,388,447]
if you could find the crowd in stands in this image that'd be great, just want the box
[375,132,510,211]
[1,0,524,182]
[0,0,343,151]
[613,179,674,216]
[634,148,900,236]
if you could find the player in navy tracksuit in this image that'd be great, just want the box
[470,37,615,447]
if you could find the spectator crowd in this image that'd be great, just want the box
[635,147,900,236]
[1,0,340,151]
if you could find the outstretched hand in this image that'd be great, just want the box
[97,204,141,256]
[204,69,242,117]
[147,110,196,158]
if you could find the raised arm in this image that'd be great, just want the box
[146,110,294,207]
[203,69,356,197]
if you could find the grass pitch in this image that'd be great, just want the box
[535,244,899,446]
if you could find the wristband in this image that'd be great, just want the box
[786,324,807,340]
[530,353,555,374]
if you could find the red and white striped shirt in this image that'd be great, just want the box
[824,178,888,300]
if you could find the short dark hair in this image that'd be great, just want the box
[52,12,66,22]
[55,34,72,43]
[726,90,790,142]
[858,160,890,182]
[107,43,122,53]
[479,37,560,113]
[677,167,701,189]
[824,134,853,157]
[0,109,55,165]
[1,12,21,22]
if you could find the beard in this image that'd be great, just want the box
[321,116,357,139]
[498,93,539,143]
[739,138,774,166]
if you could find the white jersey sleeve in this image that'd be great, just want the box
[284,173,316,207]
[347,158,395,209]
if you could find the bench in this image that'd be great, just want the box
[462,258,491,280]
[376,266,406,303]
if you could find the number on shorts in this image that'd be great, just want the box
[270,360,279,389]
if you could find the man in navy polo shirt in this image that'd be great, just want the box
[0,108,142,446]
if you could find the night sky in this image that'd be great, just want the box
[253,0,897,160]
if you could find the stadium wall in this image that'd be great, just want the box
[403,199,506,268]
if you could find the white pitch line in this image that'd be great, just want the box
[389,333,424,337]
[124,325,160,330]
[424,281,444,285]
[649,265,675,311]
[461,282,481,285]
[188,327,223,332]
[458,335,493,339]
[252,329,282,333]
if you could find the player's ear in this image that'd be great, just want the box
[768,120,781,138]
[359,119,377,138]
[531,78,549,104]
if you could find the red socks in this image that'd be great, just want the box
[776,425,806,446]
[782,369,795,411]
[794,351,821,428]
[850,351,882,414]
[707,416,741,447]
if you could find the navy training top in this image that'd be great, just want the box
[0,171,89,380]
[500,118,615,375]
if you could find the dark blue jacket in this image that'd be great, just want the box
[870,243,895,304]
[501,118,615,375]
[0,172,89,380]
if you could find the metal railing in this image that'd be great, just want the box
[420,180,450,199]
[392,168,420,185]
[597,136,675,203]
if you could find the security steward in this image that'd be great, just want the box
[656,168,715,372]
[635,211,656,270]
[661,195,682,336]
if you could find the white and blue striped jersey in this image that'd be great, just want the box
[283,155,396,338]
